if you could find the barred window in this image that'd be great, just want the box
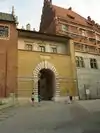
[76,56,85,68]
[0,25,9,38]
[90,58,98,69]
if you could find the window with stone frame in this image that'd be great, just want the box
[51,47,57,53]
[87,31,95,38]
[76,56,85,68]
[80,44,85,51]
[74,43,81,51]
[90,58,98,69]
[25,44,33,51]
[0,25,9,38]
[39,46,45,52]
[88,46,95,52]
[89,38,96,45]
[62,24,68,31]
[96,34,100,41]
[83,45,89,52]
[80,29,87,37]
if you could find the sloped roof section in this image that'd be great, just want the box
[0,12,15,22]
[52,5,91,27]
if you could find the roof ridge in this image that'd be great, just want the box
[0,12,12,15]
[0,12,15,22]
[52,4,87,22]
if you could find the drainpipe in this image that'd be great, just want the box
[4,49,7,97]
[75,67,80,100]
[70,40,80,100]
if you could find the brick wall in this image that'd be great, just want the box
[0,21,17,97]
[40,2,56,34]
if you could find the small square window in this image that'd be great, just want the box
[51,47,57,53]
[80,29,86,37]
[62,24,68,31]
[26,44,33,51]
[0,25,9,38]
[39,46,45,52]
[82,30,86,36]
[96,35,100,40]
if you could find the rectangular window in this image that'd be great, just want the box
[88,46,95,52]
[62,24,68,31]
[76,56,85,68]
[0,25,9,38]
[89,38,96,45]
[75,43,81,51]
[51,47,57,53]
[88,31,95,38]
[26,44,33,51]
[81,30,86,36]
[90,58,98,69]
[83,45,89,52]
[67,14,75,19]
[96,35,100,40]
[39,46,45,52]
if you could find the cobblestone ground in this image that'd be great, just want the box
[0,101,100,133]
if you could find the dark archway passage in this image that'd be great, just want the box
[38,68,55,101]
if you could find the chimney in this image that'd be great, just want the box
[15,16,19,26]
[68,7,72,10]
[26,23,31,30]
[96,23,99,27]
[44,0,52,5]
[92,20,95,24]
[21,26,25,30]
[87,16,91,21]
[95,23,98,27]
[49,0,52,3]
[33,28,36,31]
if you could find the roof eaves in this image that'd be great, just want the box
[0,12,15,22]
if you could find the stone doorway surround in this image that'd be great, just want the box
[33,61,60,102]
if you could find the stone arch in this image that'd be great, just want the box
[33,60,60,102]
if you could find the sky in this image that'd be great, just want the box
[0,0,100,31]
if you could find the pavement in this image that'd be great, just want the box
[0,100,100,133]
[0,99,18,111]
[0,103,15,111]
[77,99,100,112]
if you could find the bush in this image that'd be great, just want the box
[0,100,3,105]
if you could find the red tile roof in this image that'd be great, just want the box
[52,5,100,31]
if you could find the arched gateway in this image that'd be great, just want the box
[33,61,60,102]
